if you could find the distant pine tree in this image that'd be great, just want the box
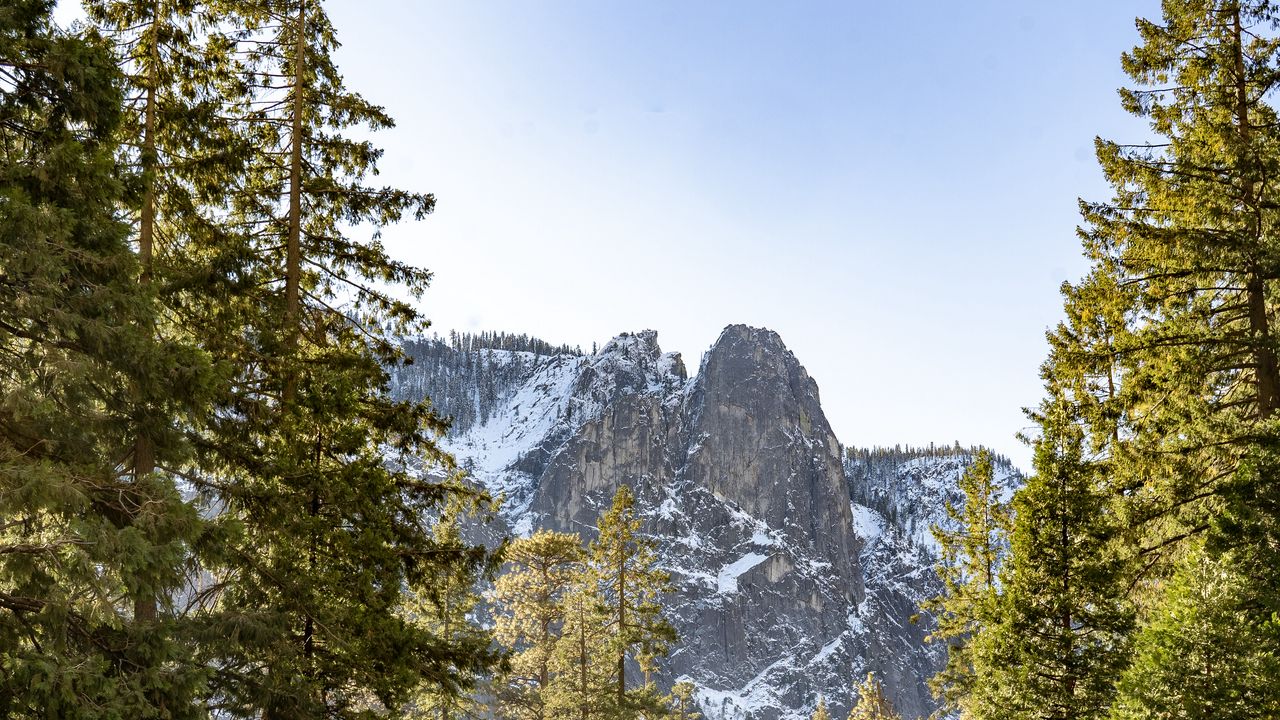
[492,530,587,720]
[847,673,899,720]
[811,697,832,720]
[586,485,677,718]
[669,681,701,720]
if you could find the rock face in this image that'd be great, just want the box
[390,326,1021,720]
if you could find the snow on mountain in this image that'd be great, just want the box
[392,327,1023,720]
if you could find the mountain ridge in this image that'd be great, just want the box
[391,325,1022,720]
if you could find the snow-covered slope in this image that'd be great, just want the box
[392,327,1022,720]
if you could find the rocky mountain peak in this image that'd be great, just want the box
[391,326,1023,720]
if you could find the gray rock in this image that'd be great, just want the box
[392,326,1021,720]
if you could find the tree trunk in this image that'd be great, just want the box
[617,541,626,708]
[284,0,306,405]
[1233,7,1280,418]
[132,3,161,626]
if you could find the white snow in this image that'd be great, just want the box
[717,552,769,594]
[849,502,886,544]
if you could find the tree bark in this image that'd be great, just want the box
[284,0,306,405]
[132,1,161,625]
[1233,7,1280,418]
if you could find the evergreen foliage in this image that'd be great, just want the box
[174,0,502,714]
[668,681,701,720]
[931,2,1280,717]
[925,449,1010,717]
[992,400,1132,720]
[492,529,586,720]
[444,330,583,357]
[493,488,678,720]
[0,0,210,714]
[549,579,614,720]
[847,673,899,720]
[401,501,496,720]
[4,0,504,717]
[1112,541,1280,720]
[811,697,831,720]
[586,485,678,718]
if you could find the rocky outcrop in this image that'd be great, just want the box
[392,326,1022,720]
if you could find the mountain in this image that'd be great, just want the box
[390,326,1021,720]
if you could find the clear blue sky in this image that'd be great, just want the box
[61,1,1164,469]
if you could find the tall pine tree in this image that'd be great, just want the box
[926,449,1010,717]
[0,1,210,715]
[492,529,586,720]
[138,0,503,715]
[586,485,677,719]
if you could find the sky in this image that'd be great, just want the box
[59,1,1165,469]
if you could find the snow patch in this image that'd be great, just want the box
[717,552,769,594]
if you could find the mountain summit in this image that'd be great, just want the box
[392,326,1021,720]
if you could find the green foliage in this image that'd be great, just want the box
[4,0,500,716]
[492,529,586,720]
[926,449,1009,716]
[668,681,701,720]
[933,2,1280,718]
[107,0,506,715]
[549,580,615,720]
[992,400,1133,720]
[847,673,899,720]
[585,485,678,719]
[0,0,211,715]
[495,488,679,720]
[811,697,831,720]
[400,501,497,720]
[1112,541,1280,720]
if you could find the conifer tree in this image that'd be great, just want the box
[847,673,899,720]
[1111,542,1280,720]
[587,485,677,718]
[668,681,701,720]
[1002,3,1280,717]
[548,582,612,720]
[0,1,210,714]
[1078,0,1280,640]
[75,7,254,710]
[152,0,501,715]
[926,449,1010,716]
[492,530,586,720]
[402,502,496,720]
[989,400,1132,720]
[811,697,831,720]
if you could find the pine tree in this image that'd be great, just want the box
[988,400,1132,720]
[155,0,501,715]
[811,697,831,720]
[847,673,899,720]
[587,485,677,719]
[548,581,612,720]
[668,681,701,720]
[0,1,210,714]
[926,449,1010,716]
[1010,3,1280,716]
[492,530,587,720]
[401,501,496,720]
[1073,0,1280,615]
[1111,541,1280,720]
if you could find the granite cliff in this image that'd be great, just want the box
[391,326,1021,720]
